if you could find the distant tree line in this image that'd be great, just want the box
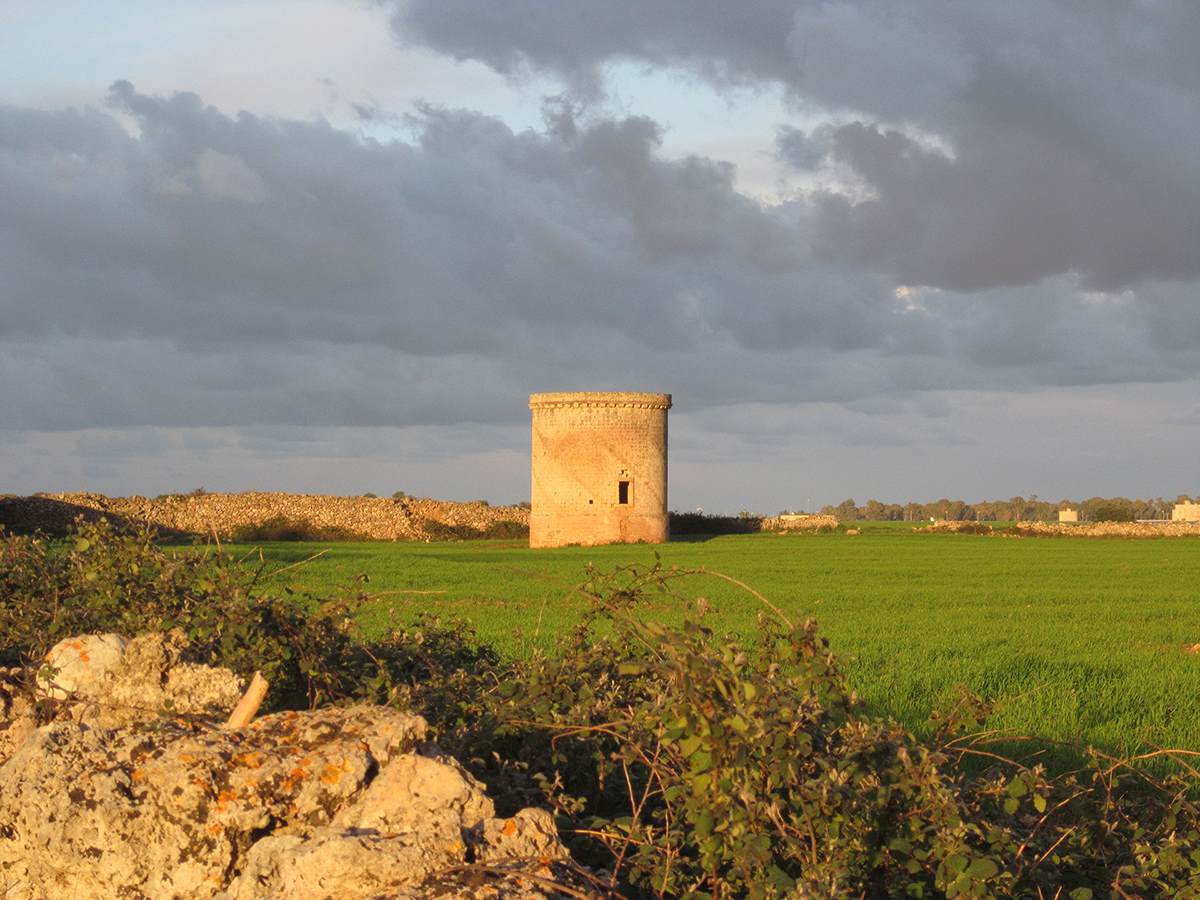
[816,495,1196,523]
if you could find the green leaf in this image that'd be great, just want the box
[965,858,999,880]
[690,749,713,774]
[1033,793,1047,813]
[677,735,703,757]
[725,714,749,734]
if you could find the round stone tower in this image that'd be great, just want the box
[529,391,671,548]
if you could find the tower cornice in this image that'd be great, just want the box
[529,391,672,411]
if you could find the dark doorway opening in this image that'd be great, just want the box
[618,480,631,505]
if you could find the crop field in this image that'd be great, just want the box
[224,527,1200,768]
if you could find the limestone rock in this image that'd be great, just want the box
[35,631,244,729]
[226,752,574,898]
[0,705,427,898]
[0,635,586,899]
[332,750,495,834]
[225,824,470,899]
[38,633,127,699]
[477,808,569,864]
[0,668,36,766]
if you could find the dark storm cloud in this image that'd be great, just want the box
[807,120,1199,292]
[379,1,802,99]
[0,82,913,430]
[389,0,1200,292]
[1,82,868,356]
[0,71,1196,436]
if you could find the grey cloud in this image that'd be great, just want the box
[0,83,910,432]
[775,125,829,171]
[381,1,801,99]
[192,149,270,203]
[786,3,974,119]
[1,83,876,355]
[811,121,1200,292]
[0,424,531,502]
[1,80,1197,443]
[388,0,1200,292]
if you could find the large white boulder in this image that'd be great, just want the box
[38,633,127,699]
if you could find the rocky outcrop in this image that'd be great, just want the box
[0,634,588,899]
[0,492,530,542]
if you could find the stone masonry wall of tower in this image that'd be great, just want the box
[528,392,671,548]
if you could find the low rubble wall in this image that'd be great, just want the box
[916,519,1200,537]
[0,492,530,541]
[1010,520,1200,537]
[762,513,839,532]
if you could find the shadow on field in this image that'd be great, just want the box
[931,728,1179,782]
[947,736,1096,780]
[0,496,151,538]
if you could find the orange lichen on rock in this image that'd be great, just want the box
[0,637,585,898]
[319,759,352,785]
[215,790,238,813]
[232,751,263,769]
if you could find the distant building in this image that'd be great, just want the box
[1172,502,1200,522]
[1058,508,1079,523]
[529,392,671,548]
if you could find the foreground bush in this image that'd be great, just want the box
[0,518,490,711]
[3,519,1200,897]
[445,566,1200,897]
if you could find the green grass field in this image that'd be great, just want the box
[221,529,1200,768]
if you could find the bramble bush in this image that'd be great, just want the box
[0,518,490,710]
[2,519,1200,896]
[441,565,1200,897]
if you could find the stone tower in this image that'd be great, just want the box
[529,392,671,548]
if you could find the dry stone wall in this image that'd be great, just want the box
[917,519,1200,537]
[762,514,839,532]
[1011,520,1200,537]
[0,492,530,541]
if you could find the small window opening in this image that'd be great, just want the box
[618,480,631,505]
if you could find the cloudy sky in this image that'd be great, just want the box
[2,1,1198,511]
